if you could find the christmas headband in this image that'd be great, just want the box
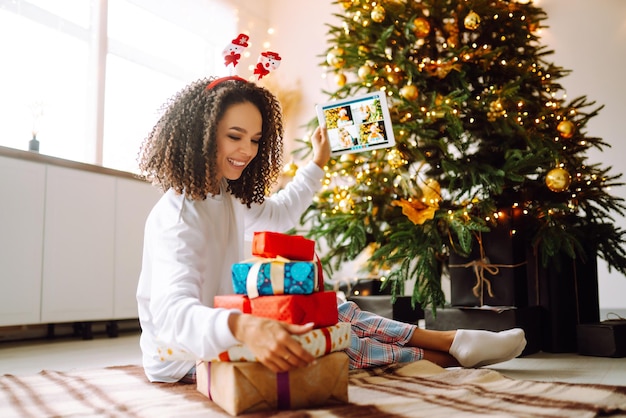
[206,33,282,90]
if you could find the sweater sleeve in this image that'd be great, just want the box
[243,161,325,240]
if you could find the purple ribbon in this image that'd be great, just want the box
[276,371,290,410]
[208,362,290,409]
[207,362,212,400]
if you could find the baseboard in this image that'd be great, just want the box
[0,319,140,343]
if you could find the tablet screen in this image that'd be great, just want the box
[316,91,396,156]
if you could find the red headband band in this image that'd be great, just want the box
[206,75,247,90]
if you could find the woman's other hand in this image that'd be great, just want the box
[311,125,331,169]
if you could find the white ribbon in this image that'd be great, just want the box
[243,256,317,299]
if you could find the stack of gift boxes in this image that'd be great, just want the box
[200,231,350,416]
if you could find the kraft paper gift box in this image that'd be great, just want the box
[252,231,316,261]
[232,258,319,298]
[214,291,339,328]
[196,351,349,416]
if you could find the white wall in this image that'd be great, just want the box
[265,0,339,157]
[265,0,626,313]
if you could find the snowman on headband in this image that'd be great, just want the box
[222,33,249,68]
[217,33,282,81]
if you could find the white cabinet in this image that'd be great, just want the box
[41,166,117,323]
[0,150,161,327]
[0,157,46,326]
[114,178,161,319]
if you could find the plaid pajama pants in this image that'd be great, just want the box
[338,300,423,369]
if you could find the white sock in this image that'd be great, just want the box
[449,328,527,368]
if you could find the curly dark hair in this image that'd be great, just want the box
[137,76,284,206]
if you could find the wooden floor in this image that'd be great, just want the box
[1,330,625,386]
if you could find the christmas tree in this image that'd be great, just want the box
[294,0,626,310]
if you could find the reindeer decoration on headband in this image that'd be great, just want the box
[219,33,281,80]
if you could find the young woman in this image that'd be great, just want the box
[136,76,526,383]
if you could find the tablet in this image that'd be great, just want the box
[316,91,396,156]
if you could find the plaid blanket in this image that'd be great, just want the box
[1,361,625,417]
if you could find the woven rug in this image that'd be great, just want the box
[1,360,625,417]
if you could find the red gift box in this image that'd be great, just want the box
[252,231,315,260]
[251,231,324,290]
[214,291,339,328]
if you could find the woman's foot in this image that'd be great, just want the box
[449,328,526,368]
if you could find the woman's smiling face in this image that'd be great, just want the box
[214,101,263,187]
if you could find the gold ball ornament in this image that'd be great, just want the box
[386,71,401,85]
[400,84,419,101]
[358,64,374,80]
[358,45,370,56]
[383,0,406,15]
[371,5,386,23]
[557,120,575,139]
[412,17,431,38]
[339,153,357,163]
[464,11,481,30]
[545,167,572,192]
[326,47,345,69]
[335,72,347,87]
